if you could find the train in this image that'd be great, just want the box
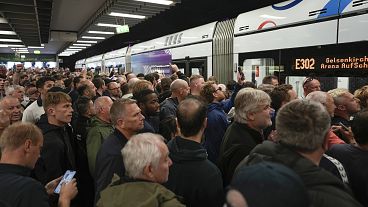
[75,0,368,97]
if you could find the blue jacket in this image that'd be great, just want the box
[203,102,229,164]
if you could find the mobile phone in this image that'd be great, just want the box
[338,122,349,131]
[54,170,76,194]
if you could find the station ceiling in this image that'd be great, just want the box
[0,0,286,66]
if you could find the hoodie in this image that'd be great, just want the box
[203,102,229,164]
[33,114,76,185]
[237,141,363,207]
[165,136,224,207]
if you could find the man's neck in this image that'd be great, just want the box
[297,148,324,166]
[333,111,350,121]
[181,130,203,143]
[97,114,110,124]
[0,151,27,168]
[97,88,103,95]
[48,116,65,127]
[116,126,134,140]
[246,122,262,133]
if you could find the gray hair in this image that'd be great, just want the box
[276,99,330,152]
[305,91,327,104]
[110,98,137,125]
[121,133,165,179]
[5,85,23,96]
[327,88,349,105]
[234,88,271,124]
[94,96,112,112]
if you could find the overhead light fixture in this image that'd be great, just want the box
[0,44,25,47]
[134,0,173,5]
[0,18,8,24]
[109,12,145,19]
[76,40,98,43]
[18,51,29,54]
[0,31,16,35]
[97,23,121,28]
[73,43,92,46]
[81,36,105,40]
[69,46,86,49]
[88,31,114,35]
[260,14,286,20]
[28,46,44,49]
[11,48,27,50]
[66,49,82,51]
[0,39,22,43]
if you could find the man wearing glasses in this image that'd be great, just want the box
[107,82,122,101]
[303,77,321,98]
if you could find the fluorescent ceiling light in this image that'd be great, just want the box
[134,0,173,5]
[28,46,44,49]
[0,18,8,24]
[0,39,22,42]
[97,23,121,28]
[69,46,86,49]
[11,47,27,49]
[81,36,105,40]
[88,31,114,35]
[66,49,82,51]
[77,40,98,43]
[0,44,25,47]
[73,43,92,46]
[260,14,286,20]
[109,12,145,19]
[0,31,16,35]
[17,51,29,53]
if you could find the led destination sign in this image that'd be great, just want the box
[293,55,368,70]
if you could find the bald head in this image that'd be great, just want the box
[170,79,189,101]
[94,96,113,122]
[177,97,207,138]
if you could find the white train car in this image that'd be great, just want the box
[85,54,103,73]
[128,22,217,78]
[104,47,128,74]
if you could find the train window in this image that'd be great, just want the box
[168,36,174,45]
[242,58,279,86]
[165,37,170,46]
[177,33,183,44]
[173,34,178,45]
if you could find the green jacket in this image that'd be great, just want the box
[86,116,114,176]
[97,178,185,207]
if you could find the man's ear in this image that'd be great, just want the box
[46,107,55,115]
[143,164,154,178]
[117,118,124,128]
[246,111,255,121]
[24,139,32,152]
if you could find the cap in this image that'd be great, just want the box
[230,162,309,207]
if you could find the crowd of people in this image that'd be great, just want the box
[0,63,367,207]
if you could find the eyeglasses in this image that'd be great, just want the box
[109,87,120,90]
[303,77,315,87]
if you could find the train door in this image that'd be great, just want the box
[172,57,207,79]
[238,50,284,86]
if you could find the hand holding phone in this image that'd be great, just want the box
[54,170,76,194]
[338,122,349,131]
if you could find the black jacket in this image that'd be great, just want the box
[237,141,363,207]
[165,136,224,207]
[34,114,76,185]
[218,121,263,186]
[0,164,49,207]
[94,129,128,205]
